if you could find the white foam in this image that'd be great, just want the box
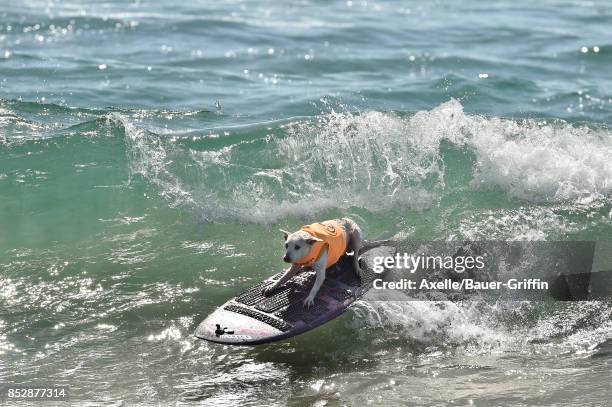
[355,299,612,355]
[400,99,612,203]
[466,116,612,203]
[354,301,508,352]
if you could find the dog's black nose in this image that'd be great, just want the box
[283,255,290,262]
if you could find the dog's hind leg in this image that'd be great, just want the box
[348,225,364,278]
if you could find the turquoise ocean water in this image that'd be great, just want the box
[1,1,611,405]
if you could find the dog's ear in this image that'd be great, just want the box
[305,236,323,244]
[279,229,291,240]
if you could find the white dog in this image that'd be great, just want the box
[262,218,364,307]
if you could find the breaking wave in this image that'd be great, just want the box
[3,99,612,237]
[117,99,612,230]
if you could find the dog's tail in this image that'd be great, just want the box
[358,239,392,254]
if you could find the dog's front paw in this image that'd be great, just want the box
[261,284,277,297]
[303,295,315,308]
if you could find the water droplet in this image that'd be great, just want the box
[98,64,107,70]
[581,46,588,53]
[593,46,600,53]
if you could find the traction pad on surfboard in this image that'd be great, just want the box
[224,304,292,332]
[226,255,366,332]
[275,302,329,324]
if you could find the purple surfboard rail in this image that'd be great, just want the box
[194,245,396,345]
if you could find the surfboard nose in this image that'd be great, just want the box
[194,307,289,345]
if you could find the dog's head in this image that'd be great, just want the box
[280,229,322,263]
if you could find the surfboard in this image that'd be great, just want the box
[194,245,395,345]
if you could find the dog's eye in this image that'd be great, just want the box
[295,245,300,250]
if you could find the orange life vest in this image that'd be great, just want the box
[293,220,347,269]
